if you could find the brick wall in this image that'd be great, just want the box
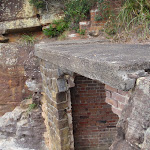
[71,75,119,150]
[105,85,130,117]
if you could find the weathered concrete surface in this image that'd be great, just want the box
[110,76,150,150]
[0,0,63,34]
[0,43,41,116]
[35,40,150,90]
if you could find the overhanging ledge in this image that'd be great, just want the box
[35,40,150,91]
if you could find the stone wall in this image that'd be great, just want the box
[104,76,150,150]
[71,75,118,150]
[110,76,150,150]
[40,60,74,150]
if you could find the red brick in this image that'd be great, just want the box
[112,107,121,117]
[117,90,129,96]
[105,97,118,107]
[105,84,118,92]
[112,92,126,103]
[71,75,118,149]
[106,91,111,98]
[118,102,126,110]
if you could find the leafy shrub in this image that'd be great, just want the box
[43,19,69,38]
[29,0,45,9]
[64,0,97,31]
[95,0,111,21]
[104,20,117,36]
[77,29,86,35]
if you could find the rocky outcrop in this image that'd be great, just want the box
[0,0,63,34]
[0,99,47,150]
[110,76,150,150]
[0,43,41,116]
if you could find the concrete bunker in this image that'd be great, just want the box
[35,40,150,150]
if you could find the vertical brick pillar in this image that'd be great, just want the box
[40,60,74,150]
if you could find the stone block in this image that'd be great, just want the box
[56,92,67,103]
[55,109,67,120]
[52,78,58,92]
[57,78,67,92]
[53,118,68,130]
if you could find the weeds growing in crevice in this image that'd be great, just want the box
[43,19,68,38]
[27,103,37,113]
[21,34,35,45]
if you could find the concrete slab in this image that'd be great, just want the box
[35,40,150,90]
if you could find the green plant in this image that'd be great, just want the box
[43,19,69,38]
[64,0,97,31]
[77,29,86,35]
[104,14,117,36]
[22,34,35,45]
[42,0,96,37]
[95,0,111,21]
[104,23,117,36]
[118,0,150,35]
[27,103,37,112]
[29,0,45,9]
[58,31,69,40]
[95,15,103,21]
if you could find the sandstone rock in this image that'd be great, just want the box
[142,128,150,149]
[0,0,63,33]
[0,101,47,150]
[0,43,40,116]
[20,99,32,109]
[88,29,100,37]
[0,35,9,43]
[26,79,42,92]
[0,138,35,150]
[111,76,150,150]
